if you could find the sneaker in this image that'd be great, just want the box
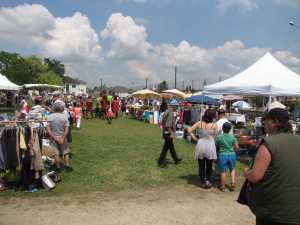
[64,166,73,172]
[204,181,212,189]
[158,163,167,168]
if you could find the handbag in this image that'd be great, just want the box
[106,106,114,118]
[237,179,252,206]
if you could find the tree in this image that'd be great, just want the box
[36,71,64,86]
[157,80,168,92]
[0,51,37,84]
[0,51,67,85]
[25,55,48,75]
[44,58,65,78]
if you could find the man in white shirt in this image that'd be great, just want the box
[216,109,232,134]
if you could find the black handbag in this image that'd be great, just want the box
[237,179,252,206]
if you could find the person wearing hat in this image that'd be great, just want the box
[215,122,239,192]
[244,108,300,225]
[157,99,182,168]
[46,101,73,172]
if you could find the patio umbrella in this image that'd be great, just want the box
[232,100,251,110]
[186,94,219,105]
[131,89,161,99]
[267,101,286,111]
[162,89,187,99]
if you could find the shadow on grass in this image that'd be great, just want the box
[179,174,201,187]
[179,173,221,189]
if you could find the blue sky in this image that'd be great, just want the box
[0,0,300,88]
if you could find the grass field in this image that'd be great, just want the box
[1,118,244,197]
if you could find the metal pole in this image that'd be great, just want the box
[174,66,177,89]
[191,80,194,92]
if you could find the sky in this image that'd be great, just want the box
[0,0,300,89]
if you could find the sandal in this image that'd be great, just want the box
[219,186,226,192]
[230,183,236,192]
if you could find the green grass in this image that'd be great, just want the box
[0,118,244,197]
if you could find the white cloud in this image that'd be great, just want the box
[42,12,102,62]
[227,64,241,72]
[0,4,54,44]
[274,51,300,73]
[0,4,102,64]
[273,0,300,8]
[100,13,151,59]
[1,4,300,89]
[216,0,258,13]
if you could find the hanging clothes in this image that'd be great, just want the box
[1,127,19,171]
[0,128,5,170]
[30,130,44,172]
[18,126,35,189]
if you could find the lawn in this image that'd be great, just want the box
[1,118,244,197]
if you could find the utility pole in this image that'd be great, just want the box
[145,77,148,89]
[191,80,194,92]
[100,78,103,91]
[174,66,177,89]
[182,80,185,91]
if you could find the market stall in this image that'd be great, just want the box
[203,52,300,152]
[204,52,300,97]
[0,73,20,114]
[129,89,161,124]
[161,89,187,99]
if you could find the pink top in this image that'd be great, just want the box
[74,107,82,118]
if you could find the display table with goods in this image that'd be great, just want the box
[128,104,161,124]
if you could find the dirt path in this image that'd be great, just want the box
[0,185,254,225]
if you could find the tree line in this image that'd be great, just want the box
[0,51,66,86]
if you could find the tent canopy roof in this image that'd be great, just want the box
[0,73,20,91]
[204,52,300,96]
[24,84,64,90]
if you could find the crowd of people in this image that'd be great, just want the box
[159,102,239,190]
[158,99,300,225]
[68,93,124,126]
[3,90,300,225]
[15,91,128,175]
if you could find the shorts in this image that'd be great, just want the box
[42,146,57,157]
[49,139,70,157]
[218,153,237,172]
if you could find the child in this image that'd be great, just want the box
[73,102,82,129]
[215,122,239,192]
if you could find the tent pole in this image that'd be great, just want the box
[200,95,203,122]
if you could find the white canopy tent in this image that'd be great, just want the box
[0,73,20,91]
[204,52,300,97]
[24,84,64,90]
